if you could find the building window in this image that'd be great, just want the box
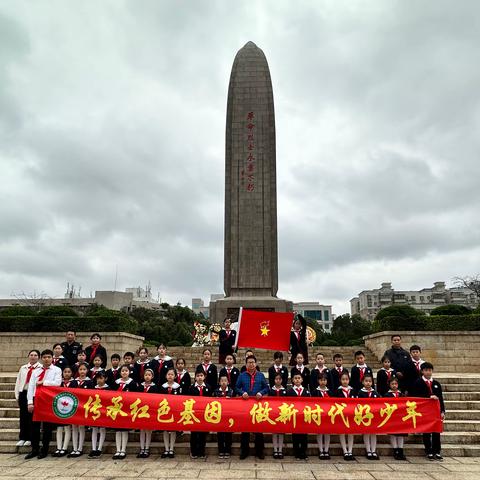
[324,323,330,330]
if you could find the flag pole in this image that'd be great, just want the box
[233,306,243,350]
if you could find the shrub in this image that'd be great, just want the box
[38,306,79,317]
[430,304,472,316]
[0,306,36,316]
[375,305,424,322]
[372,314,480,331]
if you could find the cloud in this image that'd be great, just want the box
[0,0,479,316]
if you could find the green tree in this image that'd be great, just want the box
[38,306,78,317]
[0,306,36,316]
[375,305,424,321]
[430,304,472,316]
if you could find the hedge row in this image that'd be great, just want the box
[374,314,480,331]
[0,316,138,333]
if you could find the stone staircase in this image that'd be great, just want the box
[1,350,479,457]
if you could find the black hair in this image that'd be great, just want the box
[362,373,374,381]
[41,349,53,357]
[317,372,329,381]
[274,372,283,380]
[77,349,86,355]
[246,354,257,363]
[52,343,63,350]
[421,362,434,371]
[138,347,149,354]
[340,371,350,379]
[391,334,401,340]
[333,353,343,360]
[123,351,135,358]
[273,351,283,360]
[354,350,365,358]
[381,355,391,363]
[316,352,325,358]
[195,370,205,377]
[218,373,229,381]
[157,343,166,349]
[410,345,422,353]
[389,376,399,385]
[111,353,121,360]
[93,355,103,361]
[90,333,102,340]
[176,357,186,365]
[202,348,212,355]
[77,362,89,370]
[28,349,41,357]
[120,364,131,372]
[95,371,107,379]
[66,329,76,334]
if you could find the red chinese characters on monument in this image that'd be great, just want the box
[244,111,255,192]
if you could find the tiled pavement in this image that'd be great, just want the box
[0,454,478,479]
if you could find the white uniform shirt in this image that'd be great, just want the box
[27,364,62,404]
[14,362,41,400]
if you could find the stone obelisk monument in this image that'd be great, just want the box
[210,41,292,323]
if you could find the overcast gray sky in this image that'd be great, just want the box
[1,0,479,315]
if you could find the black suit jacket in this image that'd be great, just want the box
[219,366,240,389]
[411,377,445,413]
[268,365,289,388]
[196,363,218,390]
[287,386,310,397]
[349,365,374,392]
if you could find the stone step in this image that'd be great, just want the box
[445,410,480,421]
[0,399,17,408]
[443,420,480,432]
[3,441,480,457]
[441,392,480,401]
[444,400,480,409]
[443,384,480,392]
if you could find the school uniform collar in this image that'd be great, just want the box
[272,385,285,391]
[142,381,156,387]
[315,365,327,371]
[95,384,109,389]
[177,369,186,376]
[116,377,133,384]
[154,355,172,361]
[356,364,368,369]
[412,357,424,364]
[136,359,150,364]
[381,367,394,373]
[162,381,180,389]
[273,364,283,370]
[194,382,206,388]
[338,385,353,391]
[25,362,41,369]
[76,376,91,382]
[294,385,304,394]
[422,375,434,383]
[360,387,373,393]
[388,389,401,395]
[296,364,305,372]
[316,386,329,392]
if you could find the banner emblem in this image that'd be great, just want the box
[52,392,79,419]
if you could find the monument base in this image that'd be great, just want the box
[209,296,293,324]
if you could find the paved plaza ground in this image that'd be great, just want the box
[0,453,478,480]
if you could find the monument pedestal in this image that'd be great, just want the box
[210,296,293,323]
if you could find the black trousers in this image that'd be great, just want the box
[31,421,54,454]
[18,391,33,441]
[190,432,206,457]
[217,432,232,454]
[423,432,441,454]
[292,434,308,458]
[240,432,264,456]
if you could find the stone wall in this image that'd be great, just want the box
[0,332,144,372]
[364,331,480,373]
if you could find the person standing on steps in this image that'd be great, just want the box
[235,355,269,460]
[14,350,41,448]
[60,330,82,367]
[25,349,62,459]
[383,334,414,392]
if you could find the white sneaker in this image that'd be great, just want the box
[16,440,25,447]
[23,441,31,447]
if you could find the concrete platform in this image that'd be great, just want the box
[0,453,478,479]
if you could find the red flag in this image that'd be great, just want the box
[235,308,294,351]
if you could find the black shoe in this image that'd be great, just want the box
[398,448,407,461]
[88,450,97,459]
[161,451,169,458]
[427,453,435,461]
[136,450,144,458]
[240,453,248,460]
[278,452,284,459]
[52,450,61,457]
[324,452,330,460]
[24,451,39,460]
[349,454,356,461]
[343,453,350,461]
[118,452,126,460]
[393,448,399,460]
[434,454,443,461]
[58,450,68,457]
[372,452,379,460]
[256,453,265,460]
[37,452,48,459]
[168,451,174,458]
[112,452,121,460]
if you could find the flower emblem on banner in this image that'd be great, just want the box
[52,392,79,419]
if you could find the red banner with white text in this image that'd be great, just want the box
[33,387,443,434]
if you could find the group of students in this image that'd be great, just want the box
[16,332,445,462]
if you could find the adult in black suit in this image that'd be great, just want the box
[289,314,308,365]
[218,318,236,365]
